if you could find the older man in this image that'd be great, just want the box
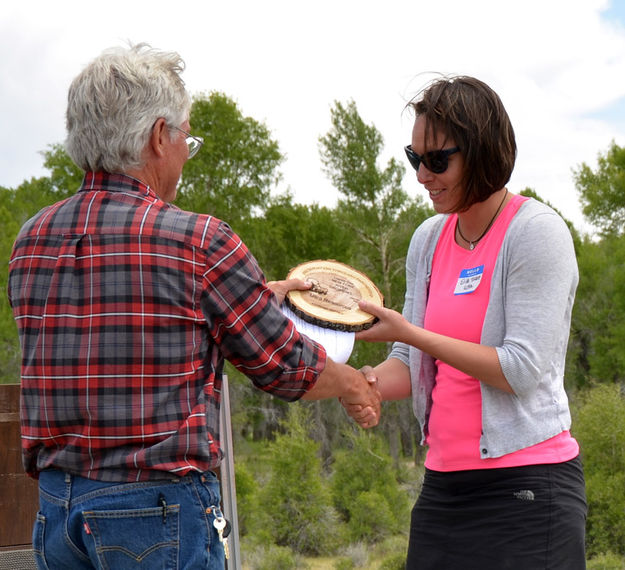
[8,43,379,569]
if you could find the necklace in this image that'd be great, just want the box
[456,189,508,250]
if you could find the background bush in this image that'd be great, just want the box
[573,383,625,557]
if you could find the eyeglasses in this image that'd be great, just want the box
[404,145,460,174]
[173,126,204,159]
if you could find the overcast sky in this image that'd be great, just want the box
[2,0,625,234]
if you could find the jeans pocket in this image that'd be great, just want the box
[32,512,50,570]
[82,504,180,569]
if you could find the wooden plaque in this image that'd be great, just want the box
[285,260,383,332]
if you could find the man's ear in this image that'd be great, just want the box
[149,118,169,158]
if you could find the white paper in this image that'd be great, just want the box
[281,305,355,364]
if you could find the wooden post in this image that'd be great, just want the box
[0,384,39,568]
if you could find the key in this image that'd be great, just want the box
[222,519,232,539]
[213,515,230,560]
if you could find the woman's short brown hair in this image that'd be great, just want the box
[409,75,516,212]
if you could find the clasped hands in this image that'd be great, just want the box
[340,365,380,429]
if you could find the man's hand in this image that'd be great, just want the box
[340,365,381,428]
[302,360,381,428]
[267,278,311,305]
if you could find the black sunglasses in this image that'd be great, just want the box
[404,145,460,174]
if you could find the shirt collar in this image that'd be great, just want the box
[80,171,159,200]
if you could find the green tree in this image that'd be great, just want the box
[177,92,283,232]
[232,460,260,538]
[243,192,353,282]
[319,99,432,312]
[568,234,625,385]
[573,383,625,556]
[256,406,342,555]
[42,143,85,199]
[331,429,410,542]
[574,141,625,236]
[0,193,22,383]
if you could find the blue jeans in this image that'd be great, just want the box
[33,469,226,569]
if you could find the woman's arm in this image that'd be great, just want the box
[356,301,513,393]
[361,357,413,401]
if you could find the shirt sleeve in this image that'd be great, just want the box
[200,221,327,401]
[490,209,578,397]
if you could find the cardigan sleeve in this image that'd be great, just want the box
[486,205,578,397]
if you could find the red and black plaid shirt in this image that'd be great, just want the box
[8,171,326,482]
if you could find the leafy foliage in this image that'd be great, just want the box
[319,99,433,310]
[41,143,85,199]
[574,141,625,236]
[177,92,283,232]
[256,406,342,555]
[241,541,305,570]
[568,234,625,385]
[573,383,625,556]
[586,551,625,570]
[242,192,353,282]
[330,430,411,541]
[232,460,260,537]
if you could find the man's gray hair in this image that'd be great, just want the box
[65,43,192,173]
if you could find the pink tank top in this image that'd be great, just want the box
[423,194,579,471]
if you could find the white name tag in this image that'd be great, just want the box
[454,265,484,295]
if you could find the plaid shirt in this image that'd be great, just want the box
[8,171,326,482]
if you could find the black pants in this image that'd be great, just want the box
[406,456,587,570]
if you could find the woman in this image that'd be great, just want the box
[350,76,587,569]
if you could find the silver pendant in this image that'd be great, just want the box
[469,242,475,250]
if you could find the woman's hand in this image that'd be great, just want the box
[355,300,411,344]
[357,301,514,394]
[266,278,311,305]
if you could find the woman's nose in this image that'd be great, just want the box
[416,164,434,184]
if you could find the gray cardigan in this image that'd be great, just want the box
[389,198,579,459]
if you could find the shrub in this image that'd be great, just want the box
[376,534,409,558]
[338,542,369,568]
[256,406,342,555]
[331,430,410,541]
[379,551,408,570]
[243,543,305,570]
[573,383,625,556]
[333,557,355,570]
[233,460,259,537]
[348,490,396,542]
[586,551,625,570]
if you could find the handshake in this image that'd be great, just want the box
[301,358,381,429]
[339,365,381,429]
